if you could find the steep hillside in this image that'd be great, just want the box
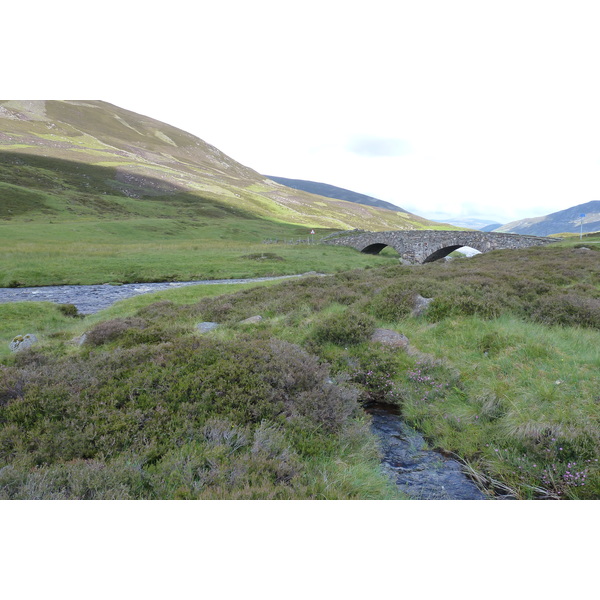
[0,100,449,231]
[496,201,600,236]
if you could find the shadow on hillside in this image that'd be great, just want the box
[0,151,257,221]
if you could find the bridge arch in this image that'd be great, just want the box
[423,244,482,263]
[361,243,392,255]
[423,245,464,263]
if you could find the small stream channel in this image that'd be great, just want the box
[366,403,488,500]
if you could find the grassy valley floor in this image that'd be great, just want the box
[0,217,403,287]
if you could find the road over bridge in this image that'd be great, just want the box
[322,230,559,264]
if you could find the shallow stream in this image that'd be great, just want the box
[0,274,305,314]
[366,403,488,500]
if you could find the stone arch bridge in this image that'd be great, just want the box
[322,230,558,264]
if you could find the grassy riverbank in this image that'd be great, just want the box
[0,280,287,360]
[1,240,599,499]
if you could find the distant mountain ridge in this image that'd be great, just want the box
[265,175,407,214]
[480,223,504,232]
[0,100,451,232]
[430,216,503,231]
[496,201,600,236]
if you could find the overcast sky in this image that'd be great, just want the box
[5,0,600,223]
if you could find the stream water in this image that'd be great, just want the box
[366,403,488,500]
[0,274,307,314]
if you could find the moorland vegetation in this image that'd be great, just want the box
[1,239,599,499]
[1,101,598,499]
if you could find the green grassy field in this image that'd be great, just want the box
[0,216,401,287]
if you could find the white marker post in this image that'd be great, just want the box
[580,213,586,240]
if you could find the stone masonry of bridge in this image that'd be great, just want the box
[322,230,559,264]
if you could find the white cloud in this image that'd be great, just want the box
[346,137,412,157]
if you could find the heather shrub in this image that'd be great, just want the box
[568,283,600,299]
[149,434,304,500]
[348,345,411,405]
[288,383,360,433]
[136,300,182,321]
[0,369,26,406]
[57,303,80,318]
[118,321,190,347]
[328,284,362,306]
[84,317,148,346]
[367,286,418,321]
[251,339,361,432]
[0,458,151,500]
[427,294,504,321]
[202,418,250,452]
[531,293,600,328]
[0,333,368,498]
[335,268,369,283]
[313,309,376,345]
[511,279,553,302]
[196,298,236,322]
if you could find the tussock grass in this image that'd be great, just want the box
[401,316,600,497]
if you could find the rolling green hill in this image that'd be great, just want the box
[0,100,448,232]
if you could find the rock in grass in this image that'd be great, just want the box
[370,328,439,362]
[239,315,263,325]
[9,333,38,352]
[71,333,88,346]
[196,322,219,333]
[411,294,433,317]
[370,329,409,349]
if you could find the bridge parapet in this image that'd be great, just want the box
[322,230,559,264]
